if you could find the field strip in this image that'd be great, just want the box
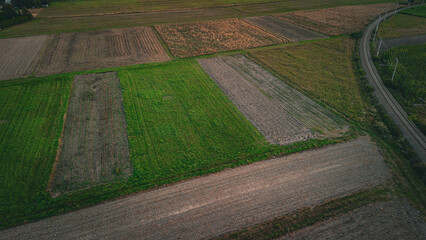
[0,136,388,239]
[380,35,426,52]
[0,35,48,81]
[245,16,327,42]
[32,27,169,76]
[49,72,132,194]
[198,55,346,144]
[280,201,426,239]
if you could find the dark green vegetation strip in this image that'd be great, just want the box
[0,0,396,38]
[401,4,426,18]
[375,44,426,135]
[248,37,367,121]
[215,188,390,240]
[0,60,350,229]
[0,76,72,226]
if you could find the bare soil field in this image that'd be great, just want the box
[1,136,388,239]
[281,201,426,240]
[155,18,283,58]
[198,55,346,145]
[32,27,169,76]
[245,16,327,41]
[380,35,426,52]
[49,72,132,194]
[0,35,48,81]
[278,3,396,36]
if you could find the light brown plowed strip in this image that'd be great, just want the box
[1,136,388,239]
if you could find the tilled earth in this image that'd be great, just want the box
[0,35,48,81]
[281,201,426,240]
[1,137,388,239]
[49,72,132,194]
[245,16,327,42]
[198,55,346,145]
[32,27,169,76]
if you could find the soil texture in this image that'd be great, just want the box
[0,35,48,81]
[198,55,346,145]
[246,16,327,41]
[1,137,388,239]
[33,27,169,76]
[49,72,132,194]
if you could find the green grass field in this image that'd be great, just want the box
[0,0,395,38]
[248,37,367,121]
[0,60,345,228]
[0,76,72,223]
[377,43,426,135]
[378,13,426,39]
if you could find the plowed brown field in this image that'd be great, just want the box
[278,3,396,36]
[0,136,388,239]
[49,72,132,195]
[281,201,426,239]
[0,35,48,81]
[198,55,346,145]
[245,16,327,41]
[155,18,283,58]
[33,27,169,76]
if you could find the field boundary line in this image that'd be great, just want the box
[243,17,292,42]
[150,26,175,59]
[46,76,74,196]
[244,51,355,124]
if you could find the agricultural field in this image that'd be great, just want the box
[280,201,426,239]
[156,19,283,58]
[32,27,169,76]
[0,136,389,239]
[376,44,426,135]
[249,37,367,121]
[198,55,346,144]
[245,16,327,41]
[0,76,72,226]
[278,3,395,35]
[49,73,132,195]
[401,4,426,18]
[0,35,48,81]
[378,14,426,39]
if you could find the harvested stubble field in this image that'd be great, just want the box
[245,16,326,41]
[0,35,48,81]
[198,55,346,145]
[50,72,132,194]
[278,3,396,36]
[0,136,389,239]
[249,37,367,121]
[33,27,169,76]
[155,18,283,58]
[281,201,426,239]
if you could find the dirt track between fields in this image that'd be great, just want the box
[1,136,388,239]
[245,16,326,41]
[32,27,169,76]
[49,72,132,194]
[0,35,48,81]
[281,201,426,239]
[198,55,346,145]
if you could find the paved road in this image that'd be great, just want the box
[359,6,426,162]
[0,137,388,239]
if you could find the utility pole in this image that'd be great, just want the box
[377,37,383,56]
[391,57,399,81]
[395,2,398,13]
[373,24,379,42]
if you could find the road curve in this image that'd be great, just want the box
[359,6,426,162]
[0,137,387,239]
